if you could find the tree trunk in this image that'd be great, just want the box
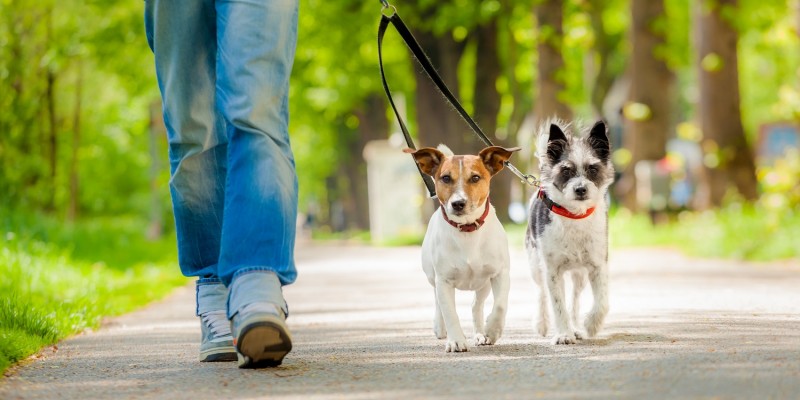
[412,28,475,154]
[45,8,57,211]
[68,58,82,221]
[500,0,529,140]
[347,94,389,231]
[620,0,675,210]
[587,0,620,117]
[473,17,513,223]
[534,0,572,123]
[695,0,758,205]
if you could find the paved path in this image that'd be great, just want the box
[2,245,799,399]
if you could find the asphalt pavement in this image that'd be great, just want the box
[1,244,799,399]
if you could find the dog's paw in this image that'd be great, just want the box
[445,338,469,352]
[484,323,503,345]
[552,333,577,345]
[584,314,604,337]
[573,330,585,340]
[434,326,447,339]
[535,319,548,337]
[474,333,494,346]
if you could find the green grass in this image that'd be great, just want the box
[0,210,188,374]
[507,203,800,261]
[608,205,800,261]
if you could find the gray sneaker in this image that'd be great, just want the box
[199,310,237,362]
[232,303,293,368]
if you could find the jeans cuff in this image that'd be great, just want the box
[196,280,228,316]
[197,277,222,285]
[227,270,288,319]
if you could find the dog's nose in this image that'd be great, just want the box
[574,186,587,197]
[451,200,466,212]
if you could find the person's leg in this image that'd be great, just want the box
[145,0,235,362]
[214,0,299,368]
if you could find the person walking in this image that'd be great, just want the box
[144,0,299,368]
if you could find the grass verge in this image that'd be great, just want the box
[508,203,799,261]
[608,204,800,261]
[0,210,188,375]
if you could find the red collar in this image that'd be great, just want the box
[440,199,491,233]
[537,189,595,219]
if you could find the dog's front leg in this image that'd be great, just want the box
[584,264,609,337]
[435,278,469,352]
[546,267,576,345]
[472,284,490,345]
[433,288,447,339]
[483,269,510,345]
[531,260,549,337]
[570,270,587,339]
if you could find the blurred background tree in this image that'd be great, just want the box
[1,0,799,240]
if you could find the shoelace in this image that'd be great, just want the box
[201,310,232,341]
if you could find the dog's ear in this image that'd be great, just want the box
[587,120,611,163]
[479,146,521,176]
[547,124,569,164]
[403,147,445,176]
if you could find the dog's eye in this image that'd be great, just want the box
[470,175,481,183]
[560,168,573,177]
[441,175,452,184]
[587,165,598,175]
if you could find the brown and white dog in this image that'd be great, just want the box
[405,144,520,352]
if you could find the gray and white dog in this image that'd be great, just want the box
[525,120,615,345]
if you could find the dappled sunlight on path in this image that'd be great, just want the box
[1,245,798,399]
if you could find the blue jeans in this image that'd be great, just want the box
[144,0,299,289]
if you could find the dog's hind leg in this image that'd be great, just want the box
[472,283,491,345]
[484,269,510,345]
[570,270,587,339]
[531,262,549,337]
[584,265,609,337]
[433,288,447,339]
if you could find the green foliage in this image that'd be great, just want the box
[660,0,691,69]
[1,0,798,243]
[0,1,159,215]
[0,210,187,373]
[292,0,383,208]
[737,0,800,136]
[758,149,800,211]
[560,2,594,112]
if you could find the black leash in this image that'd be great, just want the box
[377,1,539,199]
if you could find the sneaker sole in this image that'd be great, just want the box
[236,316,292,368]
[199,346,237,362]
